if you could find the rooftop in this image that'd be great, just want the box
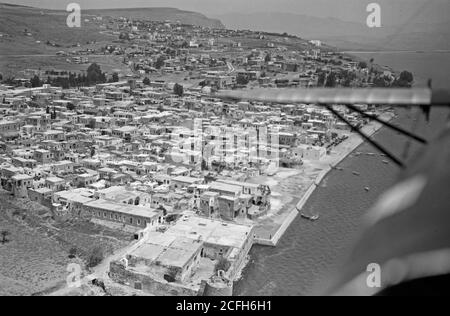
[84,199,161,219]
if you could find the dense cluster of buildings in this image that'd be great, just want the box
[0,16,378,295]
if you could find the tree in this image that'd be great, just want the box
[236,76,249,85]
[201,159,208,171]
[173,83,184,97]
[317,72,326,87]
[325,72,336,87]
[358,61,368,69]
[112,72,119,83]
[143,77,150,85]
[87,246,104,268]
[67,102,75,111]
[30,75,42,87]
[264,53,271,63]
[392,71,414,88]
[0,73,3,81]
[398,70,414,84]
[1,230,10,244]
[155,56,165,69]
[341,70,356,87]
[373,75,389,87]
[86,63,106,85]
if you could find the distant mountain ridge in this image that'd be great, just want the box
[214,11,450,51]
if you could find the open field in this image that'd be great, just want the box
[0,54,131,79]
[0,190,132,296]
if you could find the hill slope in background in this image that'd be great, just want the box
[0,3,109,50]
[85,7,224,29]
[0,3,224,56]
[214,12,450,51]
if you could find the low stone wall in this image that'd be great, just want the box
[254,208,299,247]
[296,183,317,211]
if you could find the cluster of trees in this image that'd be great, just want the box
[9,63,115,89]
[372,70,414,88]
[393,71,414,87]
[317,71,337,87]
[173,83,184,97]
[317,67,413,89]
[236,76,249,85]
[155,56,166,69]
[358,61,368,69]
[30,75,43,87]
[339,70,357,87]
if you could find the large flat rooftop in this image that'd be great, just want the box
[84,199,161,219]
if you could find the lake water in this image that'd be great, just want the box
[234,52,450,296]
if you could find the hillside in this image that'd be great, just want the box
[0,3,224,55]
[85,7,224,29]
[0,3,109,54]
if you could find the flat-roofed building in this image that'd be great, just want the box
[0,120,20,140]
[171,176,203,190]
[82,199,163,229]
[45,176,66,192]
[110,214,254,295]
[33,149,52,164]
[11,174,33,198]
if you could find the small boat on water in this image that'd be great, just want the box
[364,187,370,192]
[301,213,320,221]
[366,152,376,156]
[382,160,389,164]
[353,171,361,176]
[336,167,344,171]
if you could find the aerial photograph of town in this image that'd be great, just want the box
[0,0,449,302]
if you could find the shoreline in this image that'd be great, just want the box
[253,111,395,247]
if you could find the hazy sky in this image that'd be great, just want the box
[4,0,449,24]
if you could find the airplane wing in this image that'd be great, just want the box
[215,88,450,106]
